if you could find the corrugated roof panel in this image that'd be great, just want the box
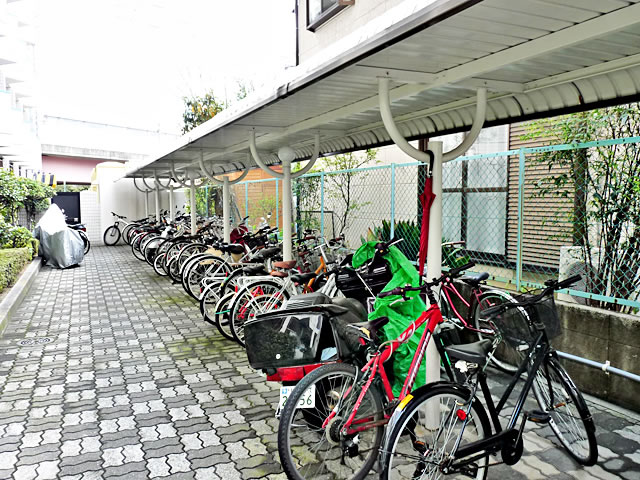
[127,0,640,178]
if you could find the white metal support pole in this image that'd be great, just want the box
[282,159,293,261]
[190,171,197,234]
[223,177,231,243]
[154,186,161,221]
[425,141,443,393]
[169,186,175,221]
[144,191,149,217]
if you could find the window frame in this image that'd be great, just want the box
[306,0,352,32]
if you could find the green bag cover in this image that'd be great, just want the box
[352,242,427,396]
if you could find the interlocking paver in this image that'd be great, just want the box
[0,246,638,479]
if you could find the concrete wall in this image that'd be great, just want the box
[554,302,640,412]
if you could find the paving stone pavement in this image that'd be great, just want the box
[0,246,638,479]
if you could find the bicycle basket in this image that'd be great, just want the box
[491,294,561,347]
[244,311,336,369]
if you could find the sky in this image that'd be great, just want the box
[34,0,295,134]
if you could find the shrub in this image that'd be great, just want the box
[2,226,33,249]
[0,247,32,293]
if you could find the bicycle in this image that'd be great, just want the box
[276,262,475,480]
[437,265,528,374]
[379,274,598,479]
[103,211,146,246]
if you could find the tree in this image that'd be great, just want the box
[523,105,640,312]
[22,178,55,228]
[182,91,226,134]
[0,170,26,224]
[182,84,254,216]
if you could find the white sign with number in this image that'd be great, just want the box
[279,384,316,410]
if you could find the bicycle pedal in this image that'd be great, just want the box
[526,409,551,424]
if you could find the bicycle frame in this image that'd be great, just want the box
[440,280,493,335]
[451,330,552,465]
[321,303,446,436]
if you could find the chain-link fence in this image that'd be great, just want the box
[229,136,640,312]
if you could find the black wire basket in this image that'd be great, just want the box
[491,293,561,348]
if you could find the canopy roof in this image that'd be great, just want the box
[126,0,640,179]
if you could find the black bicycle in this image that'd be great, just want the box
[379,274,598,479]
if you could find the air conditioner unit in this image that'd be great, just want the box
[558,246,601,305]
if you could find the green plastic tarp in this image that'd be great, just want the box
[352,242,427,396]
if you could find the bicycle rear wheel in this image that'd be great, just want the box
[78,230,90,255]
[277,362,384,480]
[229,280,289,346]
[380,384,490,480]
[532,356,598,466]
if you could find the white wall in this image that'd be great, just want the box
[299,0,409,62]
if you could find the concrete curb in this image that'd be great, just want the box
[0,257,43,336]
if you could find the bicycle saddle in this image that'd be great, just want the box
[444,339,493,365]
[242,265,268,275]
[270,270,288,278]
[222,244,245,255]
[290,272,316,284]
[273,260,297,270]
[460,272,489,286]
[253,246,281,261]
[331,297,368,323]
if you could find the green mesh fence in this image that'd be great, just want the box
[234,136,640,313]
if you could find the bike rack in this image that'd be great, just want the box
[199,152,249,243]
[378,77,487,418]
[133,177,154,218]
[249,131,321,260]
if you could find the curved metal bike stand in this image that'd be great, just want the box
[199,152,250,243]
[249,131,321,260]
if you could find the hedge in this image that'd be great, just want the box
[0,247,32,294]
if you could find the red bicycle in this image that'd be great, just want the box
[276,262,494,480]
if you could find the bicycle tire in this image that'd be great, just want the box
[180,253,210,293]
[212,292,236,341]
[380,383,490,480]
[532,356,598,466]
[131,233,148,261]
[122,224,137,245]
[277,362,384,480]
[142,235,162,265]
[473,290,528,373]
[218,267,249,296]
[185,255,229,300]
[103,225,121,246]
[78,230,90,255]
[229,279,290,346]
[153,252,168,276]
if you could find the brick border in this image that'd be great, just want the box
[0,257,42,336]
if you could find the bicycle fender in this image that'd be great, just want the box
[379,381,475,469]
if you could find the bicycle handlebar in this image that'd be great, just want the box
[378,262,476,299]
[481,274,582,318]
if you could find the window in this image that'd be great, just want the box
[441,126,509,261]
[307,0,353,31]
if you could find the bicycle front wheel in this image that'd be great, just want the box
[474,290,529,373]
[532,356,598,465]
[277,362,384,480]
[381,384,490,480]
[103,225,121,246]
